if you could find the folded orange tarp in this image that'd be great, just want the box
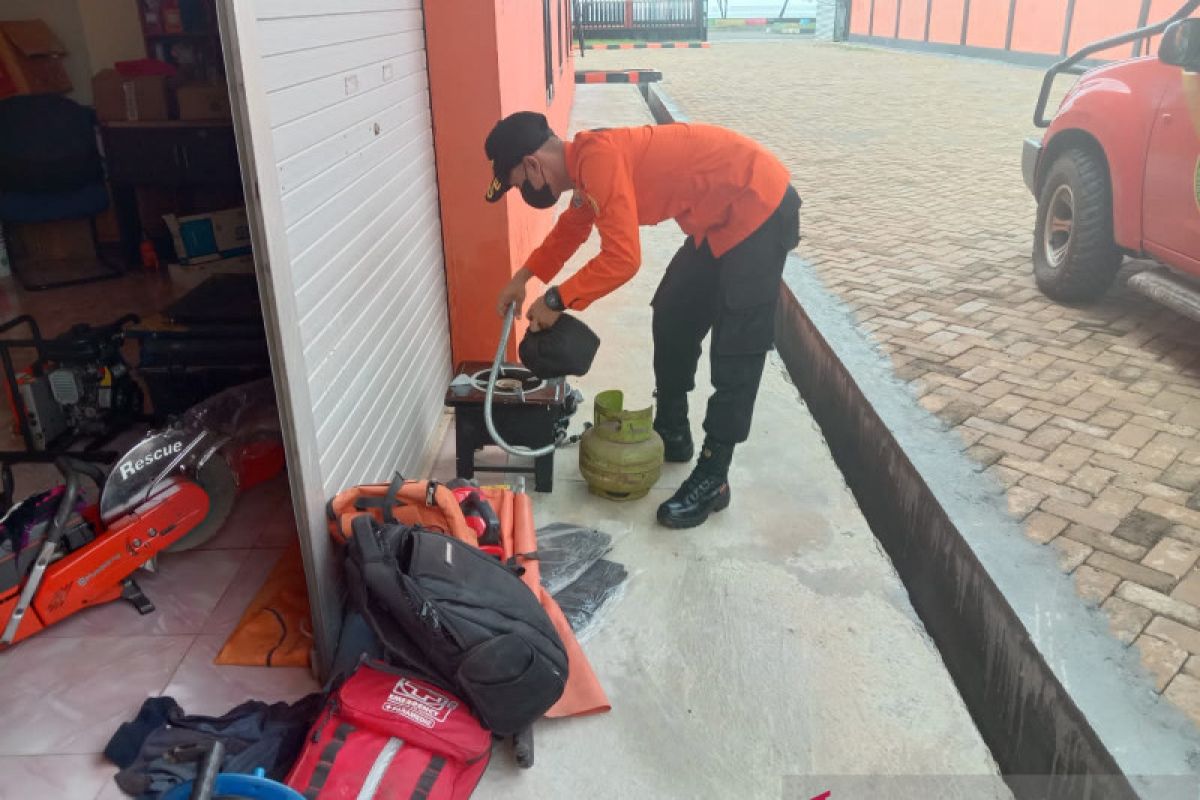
[327,479,611,720]
[215,543,313,668]
[482,485,610,719]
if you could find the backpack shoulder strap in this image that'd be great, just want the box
[371,479,481,547]
[348,514,385,562]
[344,520,442,684]
[328,474,410,544]
[349,473,406,523]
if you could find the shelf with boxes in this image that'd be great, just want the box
[139,0,224,85]
[93,0,229,125]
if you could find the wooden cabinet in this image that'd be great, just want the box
[100,122,243,265]
[177,127,240,185]
[103,128,184,185]
[102,123,240,187]
[138,0,225,85]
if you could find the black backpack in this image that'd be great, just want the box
[343,515,568,736]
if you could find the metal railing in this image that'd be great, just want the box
[1034,0,1200,127]
[575,0,708,40]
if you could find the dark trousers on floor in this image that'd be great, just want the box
[651,184,801,446]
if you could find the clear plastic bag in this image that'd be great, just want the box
[552,559,628,643]
[535,521,629,640]
[178,377,281,439]
[535,522,614,596]
[176,377,284,487]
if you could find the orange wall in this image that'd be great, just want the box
[425,0,576,365]
[1009,0,1069,55]
[1149,0,1198,26]
[964,0,1010,50]
[1146,0,1199,55]
[859,0,1197,58]
[873,0,899,36]
[496,0,573,313]
[1068,0,1142,59]
[851,0,872,34]
[927,0,965,43]
[898,0,928,40]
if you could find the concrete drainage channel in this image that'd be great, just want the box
[637,80,1200,799]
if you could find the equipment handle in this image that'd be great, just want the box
[460,490,502,545]
[0,315,41,340]
[56,457,107,493]
[484,303,556,459]
[190,740,224,800]
[0,459,86,645]
[47,460,85,549]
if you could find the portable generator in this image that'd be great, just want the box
[0,314,144,458]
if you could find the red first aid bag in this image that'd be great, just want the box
[286,661,492,799]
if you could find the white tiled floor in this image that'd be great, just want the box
[38,549,247,639]
[162,633,319,716]
[0,474,316,800]
[0,633,196,758]
[0,754,118,800]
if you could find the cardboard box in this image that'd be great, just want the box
[0,20,72,99]
[92,69,170,122]
[176,84,231,121]
[164,207,252,265]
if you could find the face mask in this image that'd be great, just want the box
[518,160,557,209]
[520,179,557,209]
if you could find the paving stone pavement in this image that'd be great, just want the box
[583,41,1200,723]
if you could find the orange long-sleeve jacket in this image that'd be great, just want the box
[524,123,792,311]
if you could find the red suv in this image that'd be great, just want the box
[1023,2,1200,318]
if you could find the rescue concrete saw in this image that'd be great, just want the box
[0,380,285,648]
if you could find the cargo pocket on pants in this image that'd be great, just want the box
[714,254,783,357]
[714,299,779,357]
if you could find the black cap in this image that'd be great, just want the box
[484,112,553,203]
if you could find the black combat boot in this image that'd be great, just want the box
[656,440,734,529]
[653,392,693,463]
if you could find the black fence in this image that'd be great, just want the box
[575,0,708,40]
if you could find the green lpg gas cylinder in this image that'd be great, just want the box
[579,390,665,501]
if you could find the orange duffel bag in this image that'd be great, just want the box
[326,475,611,721]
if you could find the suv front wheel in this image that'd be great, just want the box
[1032,148,1123,303]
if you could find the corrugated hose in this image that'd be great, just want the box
[485,303,557,458]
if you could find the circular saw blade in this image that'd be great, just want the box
[165,454,238,552]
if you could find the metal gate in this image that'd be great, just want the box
[576,0,708,40]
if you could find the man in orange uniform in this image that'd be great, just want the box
[485,112,800,529]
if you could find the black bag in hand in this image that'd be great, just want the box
[519,313,600,379]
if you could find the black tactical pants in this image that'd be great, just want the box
[651,184,801,446]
